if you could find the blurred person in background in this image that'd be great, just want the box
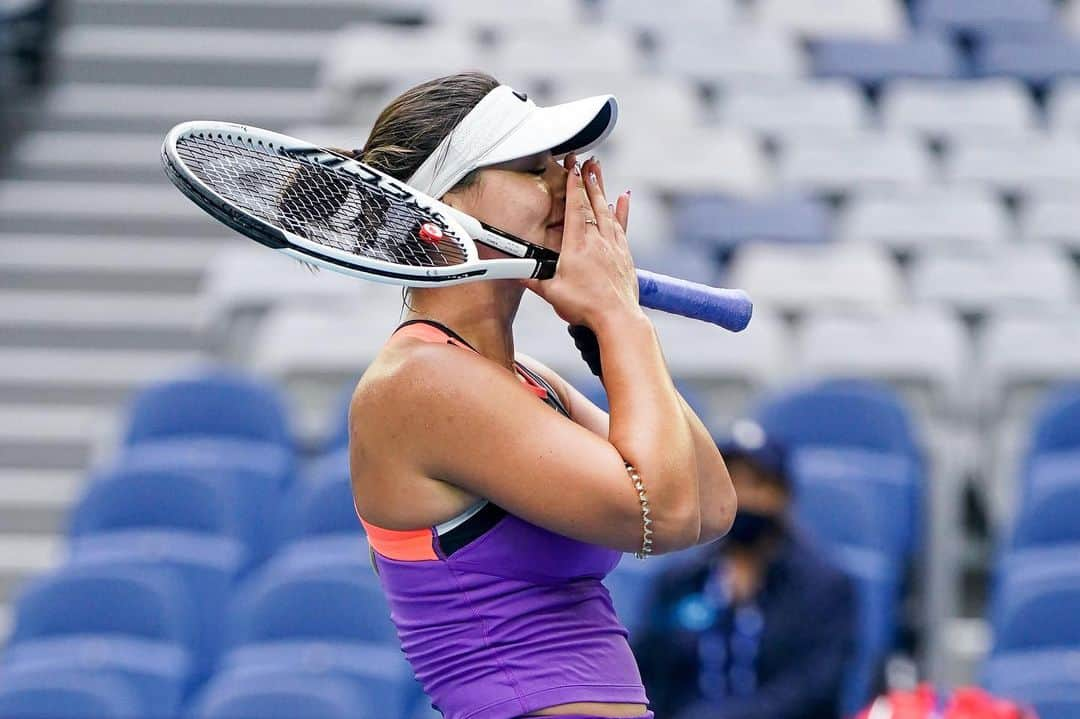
[634,420,856,719]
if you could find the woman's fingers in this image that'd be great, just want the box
[615,191,630,234]
[581,158,615,237]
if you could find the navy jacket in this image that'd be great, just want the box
[634,528,857,719]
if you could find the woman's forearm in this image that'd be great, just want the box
[594,309,701,551]
[676,392,737,543]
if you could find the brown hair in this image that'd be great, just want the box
[338,71,500,190]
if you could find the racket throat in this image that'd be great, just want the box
[476,221,559,280]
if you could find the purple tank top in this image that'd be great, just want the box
[357,320,648,719]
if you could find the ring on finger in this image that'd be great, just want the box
[584,218,598,226]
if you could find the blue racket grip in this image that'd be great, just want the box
[636,269,753,332]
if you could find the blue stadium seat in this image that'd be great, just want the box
[0,668,143,719]
[672,194,829,259]
[122,368,293,449]
[323,383,354,452]
[69,530,248,680]
[284,449,361,542]
[225,546,396,649]
[753,379,921,459]
[983,649,1080,719]
[603,552,690,640]
[976,39,1080,87]
[912,0,1058,39]
[829,545,901,716]
[792,447,920,558]
[189,670,378,719]
[810,34,962,87]
[113,438,295,563]
[69,465,243,539]
[1011,479,1080,549]
[1026,384,1080,456]
[992,547,1080,653]
[2,636,190,714]
[10,562,198,654]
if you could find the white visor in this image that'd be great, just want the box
[407,84,618,199]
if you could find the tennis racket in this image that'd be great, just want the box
[161,121,752,331]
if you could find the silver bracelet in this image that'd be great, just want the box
[625,462,653,559]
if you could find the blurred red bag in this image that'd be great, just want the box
[855,684,1037,719]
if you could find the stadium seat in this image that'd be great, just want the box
[879,79,1038,141]
[601,0,739,37]
[726,243,905,314]
[718,79,870,136]
[792,448,920,558]
[912,246,1079,318]
[776,131,934,195]
[283,449,361,542]
[795,307,971,422]
[991,546,1080,653]
[983,649,1080,719]
[68,465,244,541]
[122,368,293,449]
[189,670,378,719]
[632,243,723,286]
[655,26,807,84]
[753,379,920,458]
[0,668,143,719]
[644,307,791,428]
[839,187,1009,254]
[1023,193,1080,252]
[556,76,704,148]
[673,194,829,257]
[754,0,906,40]
[429,0,582,30]
[68,530,247,679]
[605,127,769,197]
[225,544,395,650]
[912,0,1058,39]
[945,135,1080,195]
[603,551,690,639]
[2,635,190,715]
[1011,479,1080,549]
[810,34,962,86]
[975,38,1080,87]
[488,27,640,87]
[1026,385,1080,457]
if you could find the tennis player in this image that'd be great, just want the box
[348,72,737,719]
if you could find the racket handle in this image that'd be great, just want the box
[636,269,753,332]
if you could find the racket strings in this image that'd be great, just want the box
[174,133,470,267]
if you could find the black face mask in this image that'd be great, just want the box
[726,509,782,547]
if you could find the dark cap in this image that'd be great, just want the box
[715,419,789,486]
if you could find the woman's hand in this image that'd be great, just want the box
[521,155,637,330]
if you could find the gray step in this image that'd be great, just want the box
[0,534,63,604]
[0,469,81,535]
[54,26,328,87]
[0,290,204,350]
[0,348,204,404]
[0,404,114,470]
[0,603,10,646]
[9,131,173,183]
[38,83,318,134]
[0,180,228,236]
[67,0,429,31]
[0,234,217,293]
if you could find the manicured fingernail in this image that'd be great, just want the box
[608,203,615,212]
[626,189,632,196]
[589,172,597,185]
[573,163,581,176]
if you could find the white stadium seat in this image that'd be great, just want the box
[487,27,641,88]
[910,245,1079,317]
[1022,194,1080,252]
[880,79,1039,141]
[944,135,1080,196]
[655,26,807,85]
[1046,78,1080,135]
[754,0,907,39]
[776,131,934,195]
[727,242,904,314]
[718,79,871,136]
[796,307,972,419]
[603,127,769,197]
[839,187,1010,254]
[601,0,741,35]
[430,0,584,30]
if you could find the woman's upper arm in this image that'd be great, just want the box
[362,343,651,554]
